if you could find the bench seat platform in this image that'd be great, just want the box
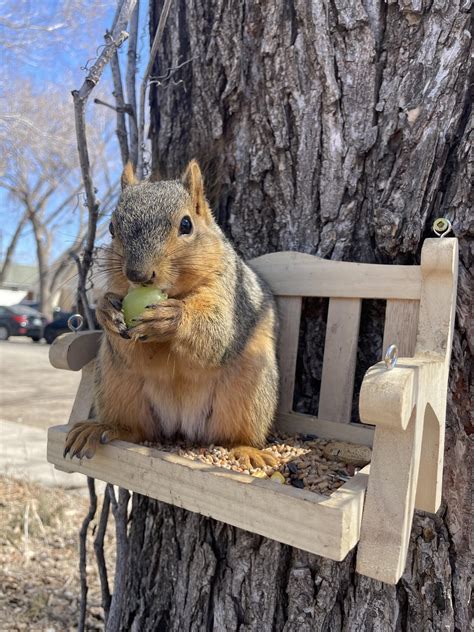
[48,423,370,562]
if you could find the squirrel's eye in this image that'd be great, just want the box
[109,222,115,238]
[179,216,193,235]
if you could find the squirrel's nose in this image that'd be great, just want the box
[126,268,154,284]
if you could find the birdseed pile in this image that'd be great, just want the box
[145,433,372,496]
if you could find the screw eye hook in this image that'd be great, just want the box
[384,344,398,371]
[68,314,84,333]
[432,218,452,238]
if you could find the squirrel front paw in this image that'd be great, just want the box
[129,299,183,343]
[63,421,137,459]
[96,293,130,340]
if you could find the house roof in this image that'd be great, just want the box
[0,263,38,289]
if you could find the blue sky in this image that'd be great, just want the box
[0,0,149,267]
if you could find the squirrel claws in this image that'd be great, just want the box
[63,423,138,459]
[64,422,109,460]
[230,446,278,469]
[107,295,123,311]
[128,299,183,342]
[96,292,133,340]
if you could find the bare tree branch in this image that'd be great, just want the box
[107,486,130,632]
[35,184,58,209]
[44,185,82,225]
[94,486,112,625]
[48,178,119,297]
[28,207,49,313]
[0,208,29,283]
[78,477,97,632]
[0,179,18,195]
[72,0,137,328]
[126,0,140,167]
[0,78,113,314]
[0,1,110,70]
[110,48,130,165]
[94,97,133,114]
[70,251,95,328]
[137,0,173,178]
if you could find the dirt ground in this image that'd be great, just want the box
[0,339,80,430]
[0,476,115,631]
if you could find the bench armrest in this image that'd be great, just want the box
[359,356,446,430]
[49,330,103,371]
[356,355,449,583]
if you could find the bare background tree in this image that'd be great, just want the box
[109,1,470,630]
[0,0,110,70]
[0,80,118,315]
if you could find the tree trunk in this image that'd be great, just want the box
[118,1,472,630]
[0,209,29,284]
[29,212,49,315]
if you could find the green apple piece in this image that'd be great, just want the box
[122,286,167,327]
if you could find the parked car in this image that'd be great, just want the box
[19,299,42,311]
[0,305,46,341]
[43,310,99,344]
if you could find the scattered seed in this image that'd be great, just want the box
[287,462,299,475]
[290,478,305,489]
[138,432,369,497]
[271,472,286,484]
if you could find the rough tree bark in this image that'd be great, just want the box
[118,1,472,630]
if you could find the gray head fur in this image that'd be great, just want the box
[114,180,190,276]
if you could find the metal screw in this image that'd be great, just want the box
[384,344,398,371]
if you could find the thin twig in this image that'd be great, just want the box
[94,97,133,114]
[78,477,98,632]
[70,251,94,329]
[72,0,137,323]
[110,42,130,165]
[107,487,130,632]
[149,55,195,83]
[126,0,140,166]
[94,487,112,624]
[137,0,173,178]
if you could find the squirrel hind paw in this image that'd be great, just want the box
[230,446,277,469]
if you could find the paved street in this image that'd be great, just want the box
[0,338,80,430]
[0,338,87,487]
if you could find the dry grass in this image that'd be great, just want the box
[0,476,115,631]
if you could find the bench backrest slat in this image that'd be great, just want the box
[276,296,302,413]
[318,297,362,424]
[250,252,422,300]
[382,299,419,358]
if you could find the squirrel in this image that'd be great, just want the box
[64,160,279,468]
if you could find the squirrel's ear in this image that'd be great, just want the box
[121,162,138,190]
[181,160,209,218]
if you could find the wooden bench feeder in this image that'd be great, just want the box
[46,237,458,585]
